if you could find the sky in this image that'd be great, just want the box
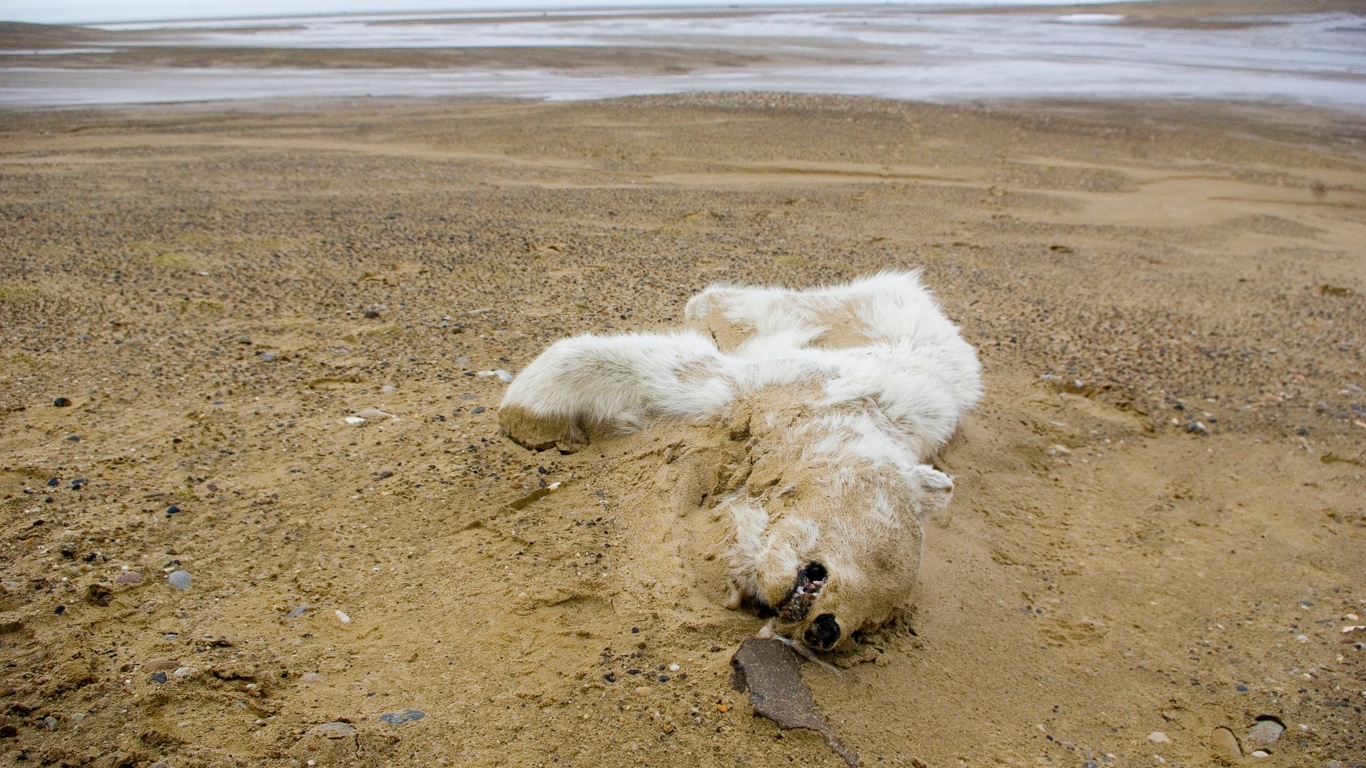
[4,0,1137,26]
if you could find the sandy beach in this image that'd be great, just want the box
[1,3,1365,767]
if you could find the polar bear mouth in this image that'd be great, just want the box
[778,562,827,623]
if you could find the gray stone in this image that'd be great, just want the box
[1247,717,1285,745]
[379,709,425,725]
[312,721,356,739]
[167,571,191,590]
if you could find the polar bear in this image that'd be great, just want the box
[498,271,981,653]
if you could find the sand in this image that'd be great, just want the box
[1,92,1364,767]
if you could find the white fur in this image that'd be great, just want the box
[499,271,981,650]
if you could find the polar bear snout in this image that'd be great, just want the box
[804,613,842,652]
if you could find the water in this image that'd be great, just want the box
[2,5,1363,111]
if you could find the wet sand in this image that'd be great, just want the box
[0,91,1363,767]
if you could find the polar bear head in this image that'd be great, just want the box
[725,462,953,652]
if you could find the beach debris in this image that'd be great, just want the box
[1246,717,1284,746]
[508,481,563,511]
[730,638,858,767]
[379,709,425,725]
[167,571,192,590]
[85,584,113,606]
[312,721,357,739]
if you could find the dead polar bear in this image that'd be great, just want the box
[498,271,982,653]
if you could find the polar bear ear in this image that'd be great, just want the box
[906,464,954,522]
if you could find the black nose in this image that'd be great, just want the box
[804,613,841,651]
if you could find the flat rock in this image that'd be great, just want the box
[730,638,858,767]
[379,709,425,725]
[311,721,356,739]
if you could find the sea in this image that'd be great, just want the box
[1,2,1364,111]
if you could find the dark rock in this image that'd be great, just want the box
[53,398,71,407]
[731,638,858,768]
[379,709,424,725]
[166,505,181,517]
[150,672,167,684]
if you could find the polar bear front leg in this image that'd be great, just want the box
[498,403,589,453]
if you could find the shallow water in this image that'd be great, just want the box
[2,5,1364,110]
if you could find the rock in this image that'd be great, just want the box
[1211,726,1243,758]
[1187,421,1210,436]
[150,672,168,684]
[378,709,424,725]
[167,571,191,590]
[334,609,351,625]
[69,477,87,490]
[1250,750,1270,758]
[354,408,394,420]
[634,686,651,698]
[115,572,143,585]
[53,397,71,407]
[42,716,57,731]
[173,667,195,678]
[312,721,357,739]
[364,309,380,319]
[286,605,309,620]
[66,434,80,442]
[731,638,858,768]
[1148,731,1172,744]
[166,505,181,517]
[299,672,322,683]
[1246,717,1285,746]
[258,352,277,362]
[344,416,366,425]
[380,384,396,394]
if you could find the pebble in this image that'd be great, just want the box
[173,667,195,678]
[299,672,322,683]
[69,477,86,490]
[344,416,366,425]
[354,407,394,420]
[378,709,424,725]
[1148,731,1171,744]
[150,672,168,684]
[286,604,309,620]
[634,686,651,698]
[312,721,357,739]
[1246,718,1285,746]
[166,505,181,517]
[66,434,80,442]
[42,716,57,731]
[334,609,351,625]
[1210,726,1241,758]
[380,384,396,393]
[258,352,277,362]
[53,397,71,407]
[115,572,143,585]
[167,571,191,590]
[1187,421,1210,436]
[70,713,84,724]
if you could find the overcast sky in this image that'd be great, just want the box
[4,0,1115,26]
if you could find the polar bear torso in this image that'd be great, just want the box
[498,271,981,652]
